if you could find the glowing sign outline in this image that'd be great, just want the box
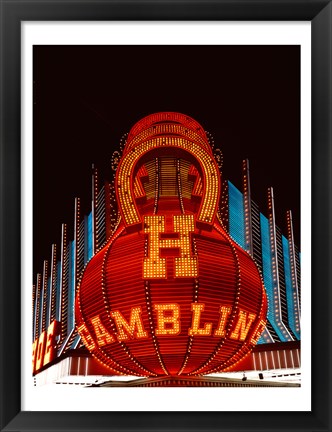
[116,136,220,229]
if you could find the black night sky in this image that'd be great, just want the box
[33,45,300,277]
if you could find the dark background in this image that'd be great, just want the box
[33,45,300,277]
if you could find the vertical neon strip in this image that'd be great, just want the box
[260,214,287,341]
[268,188,281,318]
[105,182,112,240]
[67,241,75,333]
[242,159,253,255]
[268,188,293,342]
[49,244,57,323]
[74,198,80,293]
[33,274,41,341]
[260,214,273,318]
[39,272,45,336]
[60,223,67,341]
[287,210,301,329]
[87,212,93,261]
[32,284,37,341]
[91,165,97,255]
[283,235,300,339]
[45,277,52,329]
[228,181,245,249]
[38,284,43,336]
[41,260,48,332]
[55,262,61,323]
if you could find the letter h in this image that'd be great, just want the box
[143,215,198,278]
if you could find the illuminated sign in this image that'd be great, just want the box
[116,135,220,230]
[76,112,267,377]
[78,303,264,345]
[32,320,61,374]
[143,215,198,278]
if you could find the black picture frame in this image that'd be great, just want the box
[0,1,331,431]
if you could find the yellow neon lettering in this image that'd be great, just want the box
[78,323,96,350]
[143,214,197,279]
[154,304,181,335]
[230,310,256,341]
[91,315,115,346]
[214,306,232,337]
[110,307,148,341]
[35,331,46,371]
[188,303,212,336]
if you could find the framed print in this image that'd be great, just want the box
[1,1,331,432]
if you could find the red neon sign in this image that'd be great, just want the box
[32,320,61,374]
[76,112,267,377]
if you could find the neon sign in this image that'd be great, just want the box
[32,320,61,374]
[76,112,267,377]
[143,215,198,278]
[78,303,264,346]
